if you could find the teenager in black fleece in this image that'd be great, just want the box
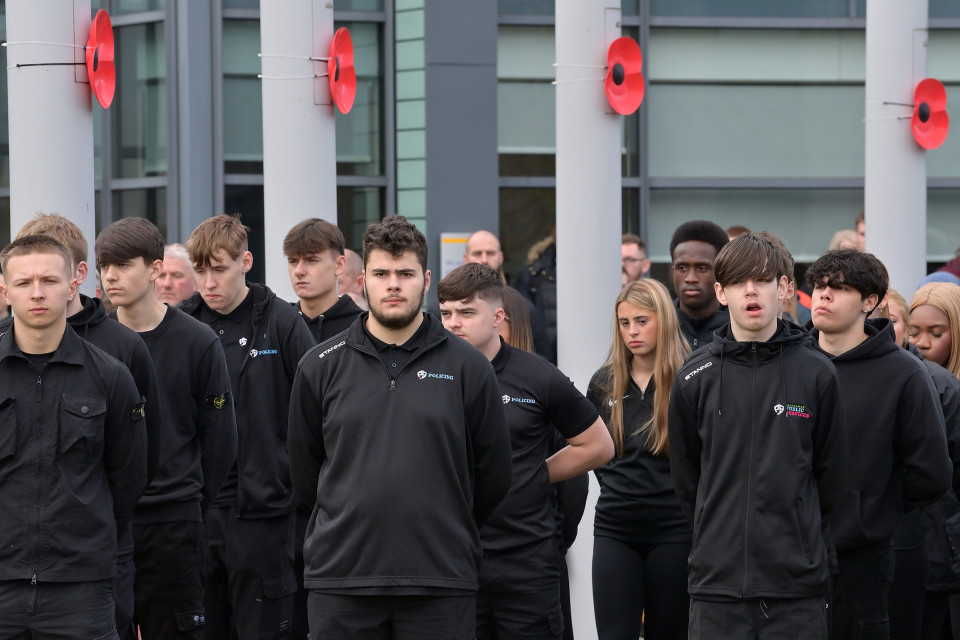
[669,220,730,350]
[7,212,162,639]
[806,249,951,640]
[288,216,512,639]
[97,218,238,639]
[182,215,316,640]
[0,236,147,638]
[437,263,612,640]
[669,233,846,639]
[588,279,692,640]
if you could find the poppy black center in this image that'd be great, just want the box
[612,62,624,86]
[93,47,99,73]
[919,102,930,123]
[334,57,340,82]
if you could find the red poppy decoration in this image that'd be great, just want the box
[604,37,644,115]
[86,9,115,109]
[912,78,949,150]
[327,27,356,115]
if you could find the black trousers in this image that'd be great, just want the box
[308,592,474,640]
[592,536,690,640]
[476,538,564,639]
[689,596,829,640]
[831,543,895,640]
[133,520,205,639]
[0,578,118,640]
[204,507,296,640]
[890,543,929,640]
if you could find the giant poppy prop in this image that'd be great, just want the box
[86,9,115,108]
[604,37,644,115]
[327,27,356,114]
[912,78,949,150]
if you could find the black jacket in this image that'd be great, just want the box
[674,299,729,351]
[0,325,146,582]
[669,320,846,599]
[809,319,952,553]
[181,284,316,517]
[288,312,512,592]
[294,294,363,344]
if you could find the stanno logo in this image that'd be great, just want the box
[786,403,810,418]
[317,340,346,359]
[774,404,784,415]
[684,361,713,381]
[417,369,454,381]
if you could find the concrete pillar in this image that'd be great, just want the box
[259,0,337,301]
[6,0,95,294]
[555,2,622,639]
[864,1,929,297]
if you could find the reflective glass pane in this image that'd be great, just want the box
[223,0,258,7]
[336,22,383,176]
[336,0,384,10]
[223,20,263,174]
[856,0,960,18]
[337,186,382,251]
[0,43,8,188]
[647,85,864,178]
[927,85,960,178]
[647,189,864,263]
[499,188,555,284]
[224,185,265,283]
[112,188,167,238]
[0,197,8,248]
[112,22,166,178]
[928,190,960,262]
[623,187,640,236]
[498,0,553,15]
[111,0,163,14]
[652,0,848,18]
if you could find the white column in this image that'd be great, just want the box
[864,1,928,298]
[555,2,622,639]
[7,0,95,294]
[260,0,337,301]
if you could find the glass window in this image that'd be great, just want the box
[651,0,848,18]
[336,22,383,176]
[0,42,8,188]
[926,85,960,178]
[856,0,960,19]
[223,20,263,174]
[112,22,166,178]
[929,190,960,261]
[338,186,383,250]
[647,84,865,179]
[223,0,258,8]
[647,189,864,263]
[336,0,384,10]
[0,197,8,247]
[499,188,555,283]
[498,0,554,15]
[622,187,640,236]
[112,187,167,238]
[111,0,164,14]
[224,184,265,283]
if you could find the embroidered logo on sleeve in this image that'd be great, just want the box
[132,399,146,421]
[205,392,231,410]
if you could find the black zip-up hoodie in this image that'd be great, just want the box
[674,299,729,351]
[181,283,316,517]
[288,312,512,592]
[808,319,952,553]
[669,320,846,599]
[293,294,363,343]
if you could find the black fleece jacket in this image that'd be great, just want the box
[669,320,846,599]
[293,294,363,343]
[181,283,316,517]
[808,319,952,553]
[674,299,729,351]
[288,313,512,592]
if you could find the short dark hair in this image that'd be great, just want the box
[95,218,164,268]
[669,220,729,261]
[715,232,788,289]
[805,249,888,308]
[622,233,646,251]
[283,218,345,258]
[362,215,428,272]
[0,234,74,276]
[437,263,505,306]
[757,230,795,283]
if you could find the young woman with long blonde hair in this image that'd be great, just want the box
[587,279,691,640]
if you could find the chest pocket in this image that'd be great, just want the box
[59,395,106,461]
[0,397,17,462]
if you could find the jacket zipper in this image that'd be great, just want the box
[33,364,46,584]
[743,341,757,596]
